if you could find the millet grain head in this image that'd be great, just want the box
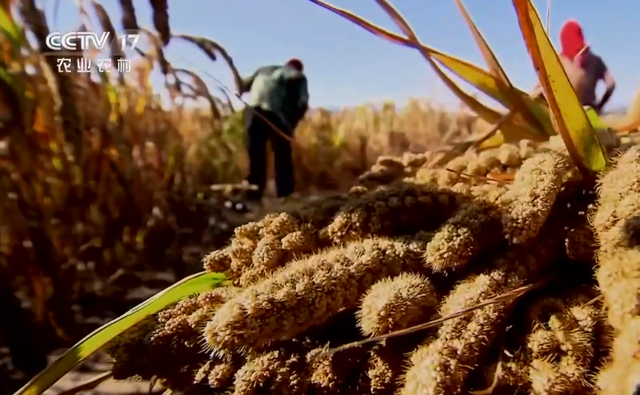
[593,147,640,330]
[120,316,206,390]
[376,156,406,169]
[447,183,506,205]
[475,149,502,171]
[187,287,242,330]
[596,316,640,395]
[357,272,438,337]
[197,286,241,309]
[203,237,425,352]
[194,360,214,384]
[307,345,370,395]
[292,195,349,230]
[203,246,232,273]
[157,295,201,324]
[238,235,285,286]
[325,183,457,244]
[434,144,523,184]
[401,152,429,168]
[356,156,407,189]
[109,284,245,389]
[228,237,258,277]
[472,292,602,394]
[401,243,552,395]
[496,143,524,168]
[239,228,321,287]
[498,151,571,244]
[424,201,503,274]
[518,139,538,159]
[592,146,640,247]
[259,212,300,238]
[366,342,410,395]
[233,349,308,395]
[348,185,370,197]
[444,154,473,173]
[233,222,263,241]
[401,267,517,395]
[464,157,491,178]
[526,295,602,395]
[543,135,572,154]
[413,168,461,188]
[105,317,157,378]
[595,253,640,393]
[215,207,327,281]
[208,360,239,389]
[280,229,317,253]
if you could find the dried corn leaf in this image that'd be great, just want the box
[367,0,540,141]
[453,0,552,137]
[512,0,609,173]
[308,0,550,131]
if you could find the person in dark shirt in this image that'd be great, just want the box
[240,59,309,202]
[559,20,616,114]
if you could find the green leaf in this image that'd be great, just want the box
[14,271,228,395]
[0,6,23,49]
[512,0,609,173]
[584,106,607,129]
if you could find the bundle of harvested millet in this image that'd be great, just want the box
[106,138,640,395]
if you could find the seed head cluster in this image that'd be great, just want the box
[107,136,639,394]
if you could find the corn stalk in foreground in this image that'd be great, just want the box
[0,0,242,372]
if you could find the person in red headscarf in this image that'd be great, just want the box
[558,19,615,113]
[238,59,309,202]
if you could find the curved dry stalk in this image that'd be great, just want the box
[149,0,170,46]
[118,0,139,31]
[173,33,243,96]
[20,0,83,161]
[139,28,170,75]
[173,68,221,119]
[216,86,235,113]
[91,0,125,84]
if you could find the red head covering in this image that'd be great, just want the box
[286,58,303,72]
[560,20,589,66]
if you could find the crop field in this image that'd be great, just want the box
[2,0,640,395]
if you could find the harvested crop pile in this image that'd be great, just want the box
[106,137,640,395]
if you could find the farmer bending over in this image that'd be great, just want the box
[559,20,616,114]
[240,58,309,203]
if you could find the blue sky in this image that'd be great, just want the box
[44,0,639,110]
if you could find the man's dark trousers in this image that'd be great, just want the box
[245,107,295,201]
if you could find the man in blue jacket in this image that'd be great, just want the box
[240,58,309,202]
